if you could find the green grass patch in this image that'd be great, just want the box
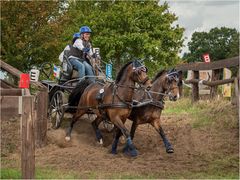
[163,98,238,129]
[163,98,200,115]
[2,165,238,179]
[0,168,78,179]
[0,168,20,179]
[176,155,239,179]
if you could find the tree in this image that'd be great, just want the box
[1,1,64,71]
[61,1,184,76]
[183,27,239,63]
[1,1,184,76]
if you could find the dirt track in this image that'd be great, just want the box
[1,102,239,178]
[38,112,238,178]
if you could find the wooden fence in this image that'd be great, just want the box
[176,56,239,106]
[1,60,48,178]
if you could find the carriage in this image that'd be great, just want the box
[31,55,181,157]
[31,48,114,131]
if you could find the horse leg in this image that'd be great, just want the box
[130,120,138,140]
[113,118,138,157]
[151,120,174,153]
[91,116,104,144]
[111,128,122,154]
[65,110,85,141]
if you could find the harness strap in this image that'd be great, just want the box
[140,77,149,85]
[66,103,131,110]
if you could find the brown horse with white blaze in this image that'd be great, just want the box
[65,60,151,157]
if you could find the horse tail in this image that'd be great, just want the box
[67,79,93,112]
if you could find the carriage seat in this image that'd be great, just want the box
[59,55,80,83]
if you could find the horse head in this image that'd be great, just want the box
[151,68,181,101]
[131,60,151,88]
[164,69,181,101]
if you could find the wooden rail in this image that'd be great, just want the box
[0,60,47,89]
[176,56,239,71]
[1,88,23,96]
[185,77,235,86]
[176,56,239,103]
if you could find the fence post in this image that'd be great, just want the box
[34,89,48,148]
[20,95,35,179]
[178,71,183,97]
[210,69,221,99]
[234,77,239,107]
[192,71,199,102]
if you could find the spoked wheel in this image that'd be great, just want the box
[49,90,65,129]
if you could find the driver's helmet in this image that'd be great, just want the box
[80,26,92,34]
[73,32,80,38]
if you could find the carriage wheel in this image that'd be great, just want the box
[49,90,65,129]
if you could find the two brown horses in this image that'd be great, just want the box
[111,69,181,154]
[91,69,181,155]
[66,60,151,157]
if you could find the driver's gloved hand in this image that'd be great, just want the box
[83,47,90,53]
[92,53,101,59]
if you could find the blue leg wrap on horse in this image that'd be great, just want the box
[126,137,132,145]
[111,138,119,154]
[96,129,103,140]
[163,138,171,148]
[123,138,138,157]
[161,135,174,152]
[159,128,173,151]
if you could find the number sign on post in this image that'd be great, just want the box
[106,63,112,80]
[19,74,30,89]
[203,53,211,63]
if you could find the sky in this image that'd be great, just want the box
[159,0,240,56]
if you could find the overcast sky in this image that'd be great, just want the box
[159,0,239,56]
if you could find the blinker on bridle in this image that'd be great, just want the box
[132,60,148,73]
[166,71,179,82]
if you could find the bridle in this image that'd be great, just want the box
[138,70,180,106]
[133,65,150,86]
[111,63,150,107]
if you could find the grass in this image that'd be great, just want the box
[163,98,200,115]
[171,155,239,179]
[0,168,78,179]
[2,154,239,179]
[163,98,238,129]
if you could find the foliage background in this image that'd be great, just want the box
[1,1,184,77]
[1,1,239,77]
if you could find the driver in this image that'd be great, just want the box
[68,26,95,82]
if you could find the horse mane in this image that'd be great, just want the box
[115,61,133,83]
[151,69,166,83]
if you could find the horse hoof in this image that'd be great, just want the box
[99,138,103,145]
[122,145,128,153]
[111,149,117,155]
[130,149,138,157]
[123,146,138,157]
[124,149,138,157]
[65,136,71,141]
[166,148,174,153]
